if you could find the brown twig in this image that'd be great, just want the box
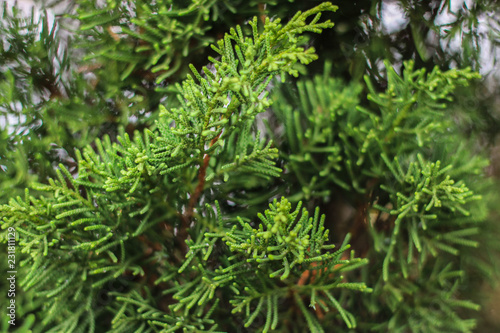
[107,26,121,42]
[258,3,267,24]
[178,132,222,254]
[344,177,379,258]
[296,251,350,320]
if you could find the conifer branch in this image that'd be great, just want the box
[1,1,497,331]
[162,2,338,253]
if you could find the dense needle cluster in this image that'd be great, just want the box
[1,1,498,332]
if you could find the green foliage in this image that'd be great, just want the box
[1,0,499,332]
[74,0,263,84]
[273,60,481,198]
[270,58,494,331]
[377,155,480,278]
[172,198,369,332]
[368,259,481,333]
[1,3,370,332]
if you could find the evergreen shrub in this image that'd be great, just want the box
[1,1,499,332]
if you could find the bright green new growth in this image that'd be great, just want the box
[1,1,497,332]
[226,198,336,276]
[153,2,338,177]
[177,198,369,332]
[0,3,372,332]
